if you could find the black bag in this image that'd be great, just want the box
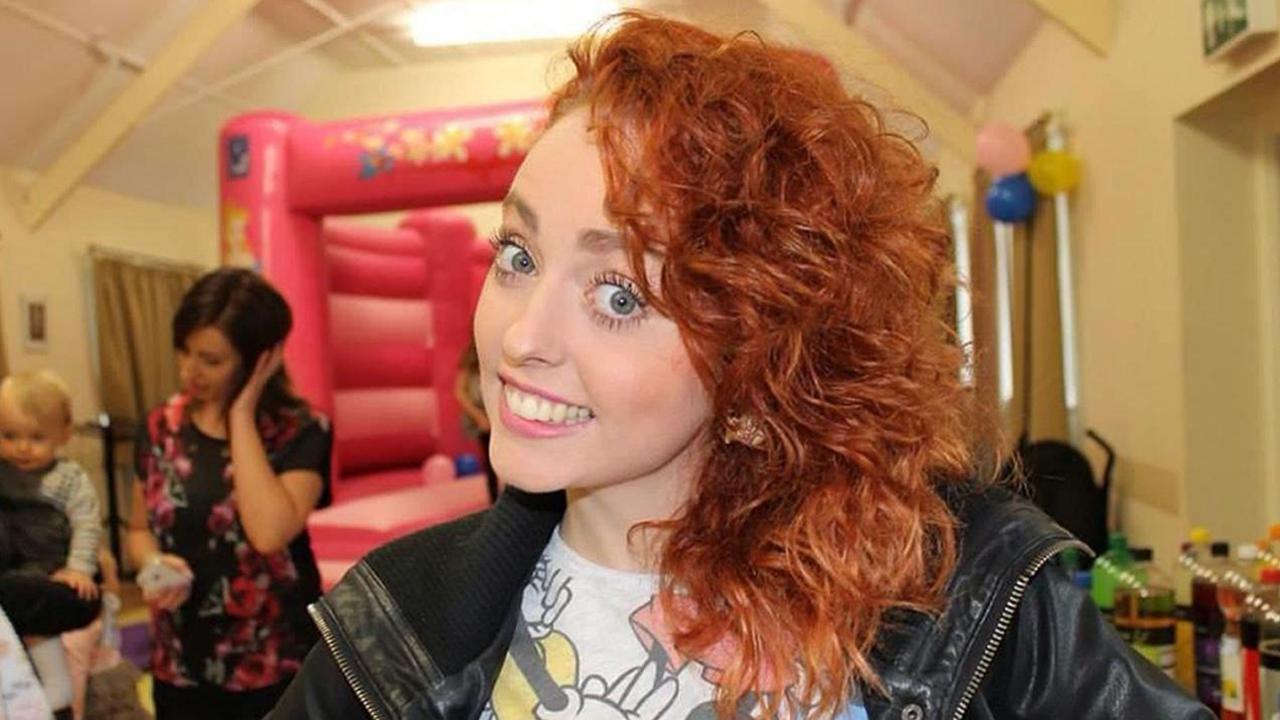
[1018,430,1114,558]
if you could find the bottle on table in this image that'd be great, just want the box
[1221,544,1261,720]
[1260,525,1280,570]
[1114,547,1176,677]
[1190,540,1230,714]
[1059,547,1091,591]
[1255,567,1280,720]
[1175,530,1211,692]
[1091,532,1133,622]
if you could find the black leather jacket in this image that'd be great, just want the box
[269,486,1212,719]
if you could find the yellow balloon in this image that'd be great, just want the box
[1028,150,1081,194]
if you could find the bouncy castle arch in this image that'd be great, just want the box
[217,99,545,509]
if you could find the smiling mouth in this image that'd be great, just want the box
[502,382,594,425]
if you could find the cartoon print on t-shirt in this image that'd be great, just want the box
[482,554,852,720]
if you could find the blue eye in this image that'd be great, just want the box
[593,284,642,318]
[494,241,535,275]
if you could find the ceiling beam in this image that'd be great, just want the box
[757,0,976,164]
[16,0,263,229]
[1021,0,1114,56]
[145,1,404,126]
[294,0,407,65]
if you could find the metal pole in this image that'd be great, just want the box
[99,413,123,565]
[994,221,1016,419]
[949,196,975,386]
[1046,114,1083,445]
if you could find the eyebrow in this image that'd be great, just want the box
[503,191,624,254]
[577,228,624,254]
[502,192,538,234]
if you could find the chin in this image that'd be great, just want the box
[493,466,573,496]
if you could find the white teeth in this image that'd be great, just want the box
[504,383,592,425]
[519,393,538,418]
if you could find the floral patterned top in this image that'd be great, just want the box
[135,393,332,691]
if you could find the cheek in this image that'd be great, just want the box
[473,280,513,395]
[589,334,709,435]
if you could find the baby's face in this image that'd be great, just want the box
[0,399,68,472]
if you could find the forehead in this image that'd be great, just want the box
[508,109,608,226]
[185,326,234,353]
[0,398,43,430]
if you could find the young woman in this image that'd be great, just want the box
[270,13,1210,720]
[128,268,332,720]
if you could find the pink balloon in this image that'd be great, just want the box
[423,454,456,485]
[975,122,1031,176]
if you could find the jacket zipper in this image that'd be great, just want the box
[949,537,1086,720]
[310,602,393,720]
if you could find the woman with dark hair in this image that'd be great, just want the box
[127,268,332,720]
[272,13,1208,720]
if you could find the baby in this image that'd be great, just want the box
[0,371,103,719]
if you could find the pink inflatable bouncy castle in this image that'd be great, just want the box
[218,100,545,585]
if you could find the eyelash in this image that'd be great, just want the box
[588,272,647,331]
[487,230,526,282]
[486,229,648,331]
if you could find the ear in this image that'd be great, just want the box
[56,420,73,446]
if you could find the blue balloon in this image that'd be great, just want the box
[985,173,1036,222]
[454,453,482,476]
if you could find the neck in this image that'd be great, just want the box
[559,445,704,573]
[188,398,228,438]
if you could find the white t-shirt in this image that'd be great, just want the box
[479,527,868,720]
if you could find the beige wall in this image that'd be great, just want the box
[0,167,217,423]
[984,0,1280,558]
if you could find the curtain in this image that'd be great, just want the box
[969,116,1067,446]
[92,254,203,423]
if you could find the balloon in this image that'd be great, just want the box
[976,122,1031,176]
[455,453,481,476]
[1028,150,1081,194]
[985,173,1036,222]
[423,454,456,485]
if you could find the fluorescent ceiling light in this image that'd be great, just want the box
[409,0,621,48]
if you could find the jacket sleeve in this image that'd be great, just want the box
[982,562,1214,719]
[268,645,370,720]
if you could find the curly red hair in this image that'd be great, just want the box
[549,13,977,717]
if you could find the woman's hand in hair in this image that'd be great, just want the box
[231,344,284,418]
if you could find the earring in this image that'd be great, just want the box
[722,414,765,449]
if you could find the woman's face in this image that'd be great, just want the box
[474,109,712,496]
[178,326,243,407]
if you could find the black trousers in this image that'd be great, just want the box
[153,680,289,720]
[0,571,100,636]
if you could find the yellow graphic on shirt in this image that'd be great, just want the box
[489,630,578,720]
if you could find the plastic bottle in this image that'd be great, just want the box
[1260,525,1280,570]
[1193,540,1230,713]
[1256,568,1280,720]
[1091,532,1133,621]
[1059,547,1092,591]
[1222,544,1261,720]
[1175,530,1210,692]
[1114,547,1176,677]
[1244,603,1263,720]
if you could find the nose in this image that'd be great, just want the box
[500,278,566,370]
[178,356,194,382]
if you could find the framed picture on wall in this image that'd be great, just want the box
[19,294,48,352]
[1202,0,1277,59]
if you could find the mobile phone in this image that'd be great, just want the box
[137,558,191,593]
